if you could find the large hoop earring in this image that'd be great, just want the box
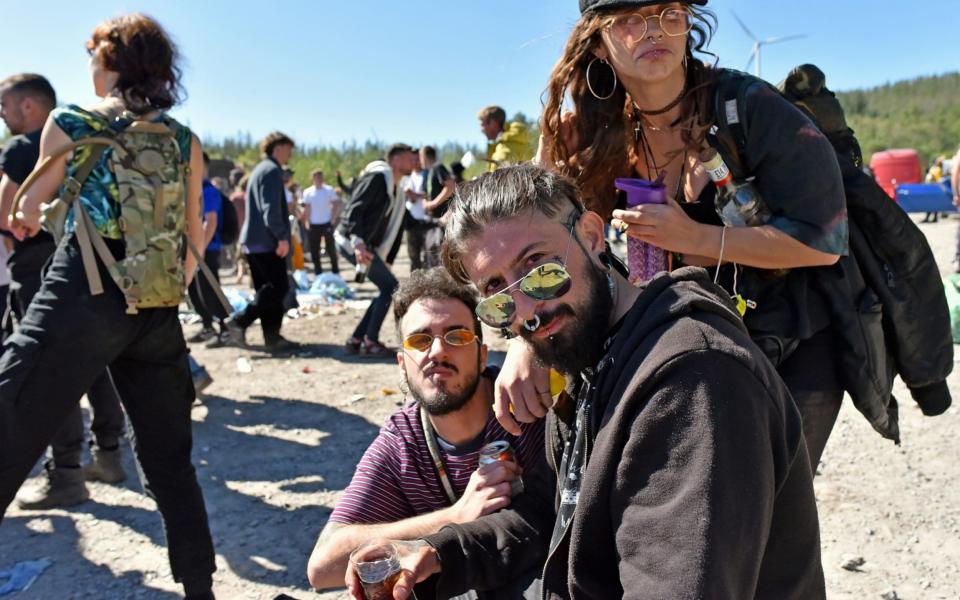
[586,57,617,101]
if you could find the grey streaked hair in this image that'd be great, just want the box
[441,164,585,284]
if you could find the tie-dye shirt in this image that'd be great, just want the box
[678,73,849,366]
[51,104,192,239]
[733,80,848,256]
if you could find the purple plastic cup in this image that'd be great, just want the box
[615,176,670,285]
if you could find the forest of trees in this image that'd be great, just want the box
[837,71,960,167]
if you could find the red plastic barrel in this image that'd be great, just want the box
[870,149,922,199]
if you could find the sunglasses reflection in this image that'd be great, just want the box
[476,262,573,329]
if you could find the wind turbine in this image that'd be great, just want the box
[731,11,806,79]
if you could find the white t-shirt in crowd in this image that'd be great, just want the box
[403,171,429,222]
[302,183,339,225]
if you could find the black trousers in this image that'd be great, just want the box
[8,239,126,470]
[234,251,289,344]
[337,243,397,342]
[187,249,226,329]
[51,371,125,467]
[778,334,845,470]
[308,223,338,275]
[0,234,215,590]
[405,221,431,272]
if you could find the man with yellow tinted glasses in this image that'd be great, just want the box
[307,267,544,598]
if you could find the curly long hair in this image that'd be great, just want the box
[540,5,718,218]
[87,13,184,112]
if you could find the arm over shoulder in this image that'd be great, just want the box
[424,446,553,596]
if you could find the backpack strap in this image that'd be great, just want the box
[74,194,120,299]
[706,70,766,182]
[184,235,234,318]
[11,137,124,219]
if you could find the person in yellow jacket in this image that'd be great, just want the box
[477,105,532,171]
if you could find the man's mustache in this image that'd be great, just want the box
[422,360,459,377]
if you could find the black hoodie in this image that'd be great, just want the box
[424,267,824,599]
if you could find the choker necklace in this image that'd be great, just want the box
[632,81,687,117]
[640,115,682,132]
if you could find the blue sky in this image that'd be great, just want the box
[2,1,954,148]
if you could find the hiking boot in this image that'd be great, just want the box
[204,332,228,349]
[84,446,126,484]
[265,336,301,353]
[223,318,247,348]
[16,465,89,510]
[344,336,362,355]
[186,327,216,344]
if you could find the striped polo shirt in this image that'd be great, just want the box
[330,398,546,524]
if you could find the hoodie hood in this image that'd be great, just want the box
[360,159,392,178]
[595,266,746,404]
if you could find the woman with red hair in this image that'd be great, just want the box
[1,14,215,599]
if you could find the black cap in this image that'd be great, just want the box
[580,0,706,14]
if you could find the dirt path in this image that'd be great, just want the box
[2,219,959,599]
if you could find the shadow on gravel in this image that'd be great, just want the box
[0,514,180,598]
[233,341,397,365]
[192,393,378,591]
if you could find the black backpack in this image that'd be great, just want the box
[708,65,953,442]
[218,190,239,245]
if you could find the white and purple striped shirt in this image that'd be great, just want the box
[330,399,546,524]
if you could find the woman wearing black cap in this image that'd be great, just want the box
[494,0,851,470]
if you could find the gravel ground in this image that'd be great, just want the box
[2,216,959,599]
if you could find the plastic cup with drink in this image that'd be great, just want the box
[349,542,417,600]
[614,174,672,285]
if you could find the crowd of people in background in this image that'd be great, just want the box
[0,39,537,596]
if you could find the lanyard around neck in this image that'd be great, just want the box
[419,405,460,505]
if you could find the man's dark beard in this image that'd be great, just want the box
[520,263,613,376]
[409,356,482,417]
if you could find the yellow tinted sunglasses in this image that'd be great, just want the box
[402,328,478,352]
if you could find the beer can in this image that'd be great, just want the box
[479,441,524,495]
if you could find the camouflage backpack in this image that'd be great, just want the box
[15,108,190,314]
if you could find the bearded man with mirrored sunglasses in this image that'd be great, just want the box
[348,165,825,600]
[308,267,544,598]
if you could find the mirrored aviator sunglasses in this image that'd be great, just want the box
[402,328,478,352]
[475,262,573,329]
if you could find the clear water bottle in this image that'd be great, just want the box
[701,148,770,227]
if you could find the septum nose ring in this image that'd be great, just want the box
[523,314,542,332]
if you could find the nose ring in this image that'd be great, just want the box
[523,314,541,332]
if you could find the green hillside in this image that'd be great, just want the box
[837,72,960,167]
